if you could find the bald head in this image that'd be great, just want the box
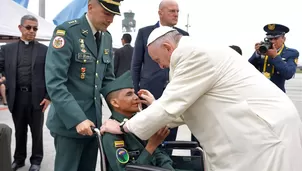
[158,0,179,27]
[159,0,178,9]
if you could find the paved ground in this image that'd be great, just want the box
[0,74,301,171]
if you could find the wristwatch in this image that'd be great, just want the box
[120,118,128,133]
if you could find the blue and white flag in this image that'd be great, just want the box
[53,0,88,26]
[13,0,29,8]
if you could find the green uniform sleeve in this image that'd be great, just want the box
[102,133,154,171]
[45,26,87,129]
[153,148,175,170]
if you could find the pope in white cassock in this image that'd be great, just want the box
[101,26,302,171]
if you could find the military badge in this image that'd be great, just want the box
[80,44,85,48]
[81,29,88,34]
[263,72,271,79]
[294,58,298,64]
[268,24,275,31]
[56,30,66,36]
[80,73,85,79]
[81,67,86,73]
[52,36,65,49]
[116,148,129,164]
[104,49,109,55]
[114,140,125,148]
[79,39,87,53]
[79,39,84,44]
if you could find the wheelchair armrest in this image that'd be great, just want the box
[161,141,199,149]
[125,164,170,171]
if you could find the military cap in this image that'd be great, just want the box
[101,71,133,98]
[147,26,177,46]
[99,0,123,15]
[263,24,289,38]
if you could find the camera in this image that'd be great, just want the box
[258,38,272,54]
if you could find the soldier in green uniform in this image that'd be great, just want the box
[101,71,175,171]
[45,0,123,170]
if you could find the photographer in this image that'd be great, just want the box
[249,24,299,92]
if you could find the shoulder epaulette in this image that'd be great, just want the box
[60,19,80,29]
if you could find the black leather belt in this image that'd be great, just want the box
[17,86,32,92]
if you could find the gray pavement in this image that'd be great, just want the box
[0,74,301,171]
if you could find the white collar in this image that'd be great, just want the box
[159,21,173,28]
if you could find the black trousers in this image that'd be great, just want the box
[12,91,44,165]
[0,124,12,171]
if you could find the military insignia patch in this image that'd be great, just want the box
[268,24,275,31]
[294,58,298,64]
[82,29,88,34]
[68,20,77,24]
[52,36,65,49]
[56,30,66,36]
[116,148,129,164]
[104,49,109,55]
[114,140,124,148]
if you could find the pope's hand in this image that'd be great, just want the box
[138,89,155,106]
[100,119,123,135]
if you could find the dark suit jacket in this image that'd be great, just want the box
[114,44,133,78]
[0,40,49,112]
[131,22,189,99]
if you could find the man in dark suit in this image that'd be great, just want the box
[131,0,189,142]
[0,15,50,171]
[114,33,134,77]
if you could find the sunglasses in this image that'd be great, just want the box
[22,25,38,31]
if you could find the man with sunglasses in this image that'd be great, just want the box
[249,24,299,92]
[45,0,122,170]
[0,15,50,171]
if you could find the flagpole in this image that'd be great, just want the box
[39,0,45,18]
[185,13,191,33]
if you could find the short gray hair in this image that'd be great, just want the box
[20,15,38,25]
[151,30,182,48]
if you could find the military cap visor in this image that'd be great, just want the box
[264,24,289,38]
[101,71,134,99]
[99,0,122,15]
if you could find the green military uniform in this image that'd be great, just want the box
[100,71,175,171]
[45,1,123,170]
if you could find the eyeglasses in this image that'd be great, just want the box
[22,25,38,31]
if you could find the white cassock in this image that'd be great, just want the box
[126,37,302,171]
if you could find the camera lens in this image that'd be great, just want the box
[259,46,268,54]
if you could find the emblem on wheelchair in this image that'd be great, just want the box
[116,148,129,164]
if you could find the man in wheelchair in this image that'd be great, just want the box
[101,71,175,171]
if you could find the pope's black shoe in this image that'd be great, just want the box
[29,164,41,171]
[11,161,25,171]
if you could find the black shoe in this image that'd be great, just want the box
[11,162,25,171]
[29,164,41,171]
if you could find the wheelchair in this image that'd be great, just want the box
[92,128,205,171]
